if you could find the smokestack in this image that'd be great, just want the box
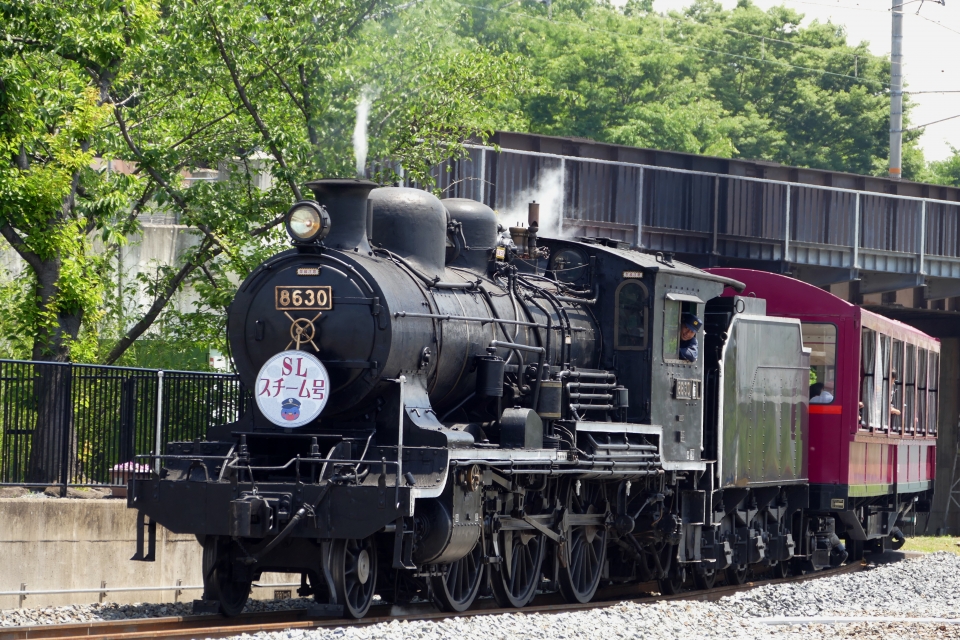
[304,179,378,252]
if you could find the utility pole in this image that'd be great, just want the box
[889,0,946,180]
[889,0,904,180]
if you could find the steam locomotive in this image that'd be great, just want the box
[129,179,932,617]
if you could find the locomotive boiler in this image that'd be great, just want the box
[128,178,925,618]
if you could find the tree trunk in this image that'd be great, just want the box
[25,261,82,486]
[26,364,75,487]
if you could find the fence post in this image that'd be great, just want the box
[783,185,791,263]
[59,363,73,498]
[636,167,644,248]
[154,371,164,475]
[18,583,26,609]
[712,175,720,256]
[479,148,487,206]
[558,158,566,236]
[853,193,861,270]
[919,200,926,276]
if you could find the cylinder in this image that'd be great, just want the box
[614,386,629,409]
[475,354,505,397]
[537,380,562,419]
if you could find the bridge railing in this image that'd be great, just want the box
[426,144,960,282]
[0,360,246,493]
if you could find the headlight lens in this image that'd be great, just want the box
[286,202,329,243]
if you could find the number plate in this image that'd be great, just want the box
[275,286,332,311]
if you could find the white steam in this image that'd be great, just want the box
[500,166,570,237]
[352,86,378,177]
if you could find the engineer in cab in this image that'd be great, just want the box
[679,313,701,362]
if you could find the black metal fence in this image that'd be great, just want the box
[0,360,247,492]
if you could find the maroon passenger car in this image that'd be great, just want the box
[708,269,937,552]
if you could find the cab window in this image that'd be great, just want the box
[802,323,837,404]
[663,298,699,362]
[615,281,647,350]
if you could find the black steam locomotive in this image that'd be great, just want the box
[129,179,841,617]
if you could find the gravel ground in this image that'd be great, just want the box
[4,552,960,639]
[0,597,315,627]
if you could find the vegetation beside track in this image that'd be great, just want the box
[901,536,960,555]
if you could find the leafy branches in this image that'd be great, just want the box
[457,0,916,177]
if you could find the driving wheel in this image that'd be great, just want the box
[558,480,608,604]
[431,540,485,612]
[331,536,378,618]
[490,490,547,608]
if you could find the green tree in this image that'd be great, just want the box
[98,0,523,364]
[1,0,522,479]
[457,0,924,177]
[927,148,960,187]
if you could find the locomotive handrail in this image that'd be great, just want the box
[137,453,404,488]
[394,310,547,329]
[489,340,544,354]
[495,467,660,476]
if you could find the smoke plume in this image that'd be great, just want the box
[353,86,377,177]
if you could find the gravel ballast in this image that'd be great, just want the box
[3,552,959,639]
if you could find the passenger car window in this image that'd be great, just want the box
[927,351,939,435]
[615,281,647,350]
[860,328,877,429]
[801,323,837,404]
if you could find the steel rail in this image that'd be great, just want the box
[0,558,875,640]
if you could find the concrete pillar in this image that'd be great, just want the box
[929,337,960,533]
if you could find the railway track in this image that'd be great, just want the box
[0,559,872,640]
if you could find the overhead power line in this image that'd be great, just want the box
[905,113,960,131]
[910,11,960,37]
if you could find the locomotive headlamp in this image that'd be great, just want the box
[285,201,331,243]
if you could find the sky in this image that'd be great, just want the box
[654,0,960,162]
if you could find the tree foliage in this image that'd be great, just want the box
[0,0,522,368]
[457,0,927,179]
[927,148,960,188]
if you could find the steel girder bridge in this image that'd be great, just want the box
[421,132,960,313]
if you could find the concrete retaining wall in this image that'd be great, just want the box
[0,498,294,610]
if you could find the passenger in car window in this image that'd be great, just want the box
[810,382,834,404]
